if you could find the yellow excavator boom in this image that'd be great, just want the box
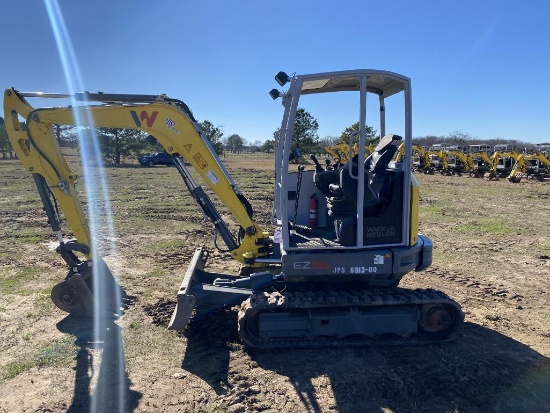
[3,89,270,265]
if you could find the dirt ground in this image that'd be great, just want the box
[0,157,549,413]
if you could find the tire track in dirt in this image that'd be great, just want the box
[414,265,550,344]
[422,266,524,303]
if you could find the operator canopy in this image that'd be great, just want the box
[300,73,406,98]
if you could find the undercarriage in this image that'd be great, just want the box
[239,288,464,349]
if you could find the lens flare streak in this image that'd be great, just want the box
[44,1,126,411]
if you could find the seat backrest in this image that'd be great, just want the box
[365,134,402,174]
[339,134,403,210]
[365,134,402,194]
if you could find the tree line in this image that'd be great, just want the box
[0,111,546,163]
[0,119,276,164]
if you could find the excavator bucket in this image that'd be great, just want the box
[51,269,95,317]
[51,260,126,318]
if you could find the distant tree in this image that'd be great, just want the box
[292,108,319,153]
[53,124,76,148]
[446,130,473,143]
[0,121,24,159]
[272,108,319,156]
[319,136,340,152]
[261,139,275,154]
[250,140,263,153]
[0,122,13,159]
[75,127,97,163]
[339,122,377,145]
[226,134,245,153]
[199,120,224,155]
[412,135,444,148]
[97,127,149,165]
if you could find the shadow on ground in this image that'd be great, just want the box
[182,317,549,413]
[57,315,142,413]
[180,310,238,395]
[253,322,549,413]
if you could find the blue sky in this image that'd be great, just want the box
[2,0,549,143]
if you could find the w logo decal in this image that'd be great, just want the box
[130,110,158,127]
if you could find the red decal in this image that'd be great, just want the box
[140,111,158,127]
[312,261,331,270]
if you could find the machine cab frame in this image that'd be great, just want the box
[272,70,414,253]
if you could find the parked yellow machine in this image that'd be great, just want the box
[324,142,375,164]
[507,152,550,182]
[2,70,464,348]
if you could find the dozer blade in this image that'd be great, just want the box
[168,247,207,330]
[168,247,255,330]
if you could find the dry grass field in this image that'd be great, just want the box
[0,152,549,413]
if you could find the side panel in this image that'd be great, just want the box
[282,240,427,284]
[282,250,393,280]
[285,170,327,228]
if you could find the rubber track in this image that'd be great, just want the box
[238,288,464,349]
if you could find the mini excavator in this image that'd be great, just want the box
[507,152,550,182]
[3,69,464,349]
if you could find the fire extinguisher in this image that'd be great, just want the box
[309,193,318,227]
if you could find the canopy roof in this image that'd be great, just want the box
[299,70,408,98]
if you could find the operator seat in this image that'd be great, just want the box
[327,134,403,246]
[329,134,402,212]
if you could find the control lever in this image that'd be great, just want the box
[310,154,323,172]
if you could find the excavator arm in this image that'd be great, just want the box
[394,144,427,165]
[4,89,94,265]
[508,152,550,182]
[4,89,274,318]
[507,155,527,182]
[527,152,550,170]
[4,89,271,266]
[454,151,474,172]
